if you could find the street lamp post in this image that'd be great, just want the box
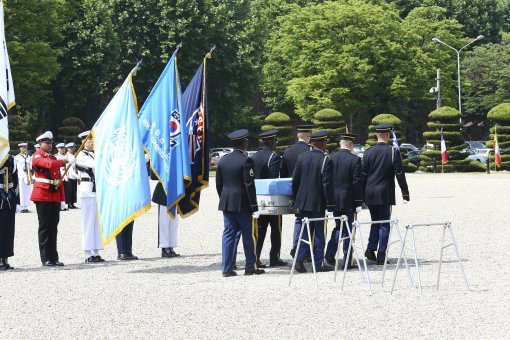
[432,35,484,124]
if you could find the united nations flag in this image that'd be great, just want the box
[92,62,151,245]
[139,51,191,217]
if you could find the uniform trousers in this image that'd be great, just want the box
[158,205,179,248]
[80,197,102,255]
[292,215,301,250]
[0,204,15,258]
[116,221,134,255]
[256,214,282,263]
[367,205,392,261]
[296,211,325,267]
[35,202,60,263]
[325,210,354,262]
[222,212,257,273]
[18,179,32,210]
[64,179,77,205]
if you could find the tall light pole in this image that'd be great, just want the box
[432,35,484,124]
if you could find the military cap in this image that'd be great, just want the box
[36,131,53,143]
[374,124,393,133]
[34,144,40,148]
[295,124,315,133]
[228,129,249,141]
[65,142,75,148]
[258,129,279,140]
[78,130,91,139]
[340,133,357,141]
[309,130,329,142]
[56,143,65,148]
[18,142,28,147]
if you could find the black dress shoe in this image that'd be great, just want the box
[42,261,55,267]
[85,256,95,263]
[244,269,265,275]
[324,255,336,266]
[222,271,237,277]
[290,248,296,258]
[376,260,386,265]
[256,260,267,268]
[269,260,288,267]
[162,248,180,258]
[94,256,105,262]
[316,265,334,272]
[365,249,377,262]
[53,261,64,266]
[339,261,357,270]
[118,253,138,261]
[0,259,7,271]
[294,262,307,273]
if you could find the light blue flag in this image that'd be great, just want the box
[139,52,191,217]
[392,130,400,151]
[92,63,151,245]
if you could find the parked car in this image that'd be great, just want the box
[464,149,488,163]
[353,144,365,158]
[406,150,421,166]
[210,147,234,156]
[400,143,419,152]
[209,151,223,167]
[464,141,490,155]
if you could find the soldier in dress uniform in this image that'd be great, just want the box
[216,129,264,277]
[34,144,40,152]
[64,142,78,209]
[362,124,410,264]
[324,133,362,269]
[75,131,104,263]
[292,130,335,273]
[250,129,287,268]
[0,155,18,270]
[280,124,314,258]
[31,131,70,267]
[152,180,181,258]
[55,143,68,211]
[14,142,32,213]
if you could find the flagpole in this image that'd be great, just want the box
[441,127,444,173]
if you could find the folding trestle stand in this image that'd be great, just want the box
[335,218,413,294]
[390,221,470,295]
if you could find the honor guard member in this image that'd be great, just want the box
[75,131,104,263]
[34,144,40,152]
[55,143,68,211]
[152,181,181,258]
[216,129,264,277]
[250,129,287,268]
[14,142,33,212]
[292,130,335,273]
[0,155,18,270]
[31,131,70,267]
[324,133,362,268]
[64,143,78,209]
[280,124,314,258]
[362,124,410,264]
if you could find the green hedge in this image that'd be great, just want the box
[265,112,291,124]
[426,122,463,130]
[428,106,461,121]
[314,108,342,121]
[487,103,510,124]
[372,113,402,125]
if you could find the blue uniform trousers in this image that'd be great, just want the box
[292,215,301,249]
[116,221,134,255]
[367,205,391,261]
[296,211,325,267]
[325,210,354,262]
[222,212,257,273]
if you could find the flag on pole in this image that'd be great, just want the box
[139,52,191,217]
[92,62,151,245]
[391,130,400,150]
[440,132,448,164]
[177,58,210,217]
[0,2,15,167]
[494,125,502,168]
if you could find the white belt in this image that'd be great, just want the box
[35,178,59,185]
[0,183,14,189]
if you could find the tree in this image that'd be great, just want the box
[262,111,293,147]
[8,115,30,151]
[312,109,345,151]
[486,103,510,170]
[57,117,85,145]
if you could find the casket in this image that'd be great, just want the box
[255,178,296,215]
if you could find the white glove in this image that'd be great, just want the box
[355,206,362,214]
[68,158,76,165]
[403,200,409,204]
[252,211,260,219]
[326,210,334,219]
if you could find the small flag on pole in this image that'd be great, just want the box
[440,132,448,164]
[494,126,502,168]
[0,2,15,167]
[391,130,400,150]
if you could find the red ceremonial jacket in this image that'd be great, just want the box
[30,150,66,203]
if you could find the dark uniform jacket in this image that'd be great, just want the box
[250,147,281,179]
[362,142,410,206]
[216,149,258,213]
[292,149,335,213]
[0,156,19,208]
[330,149,362,212]
[280,141,311,178]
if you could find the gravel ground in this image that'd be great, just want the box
[1,173,509,339]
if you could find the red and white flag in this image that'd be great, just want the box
[440,132,448,164]
[494,126,502,168]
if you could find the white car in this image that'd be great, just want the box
[465,149,488,163]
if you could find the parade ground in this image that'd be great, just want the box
[1,173,509,339]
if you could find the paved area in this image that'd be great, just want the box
[1,174,509,339]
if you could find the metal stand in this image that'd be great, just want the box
[289,217,318,289]
[390,221,469,295]
[381,219,413,288]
